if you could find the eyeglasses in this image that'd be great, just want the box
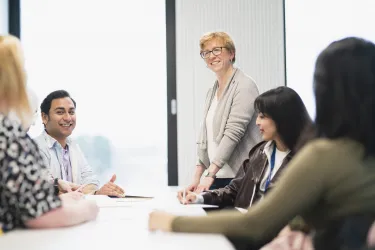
[200,47,227,59]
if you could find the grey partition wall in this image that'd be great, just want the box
[176,0,286,185]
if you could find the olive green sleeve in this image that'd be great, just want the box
[172,140,331,244]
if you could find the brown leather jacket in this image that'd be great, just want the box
[202,141,294,209]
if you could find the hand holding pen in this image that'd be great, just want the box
[176,189,198,204]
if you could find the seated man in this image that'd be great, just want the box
[35,90,124,197]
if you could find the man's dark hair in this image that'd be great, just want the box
[254,86,313,152]
[314,37,375,157]
[40,90,76,115]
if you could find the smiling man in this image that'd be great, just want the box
[35,90,125,197]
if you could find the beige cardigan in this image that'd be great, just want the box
[197,68,261,173]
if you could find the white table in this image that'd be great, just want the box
[0,187,235,250]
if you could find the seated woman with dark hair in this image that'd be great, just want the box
[177,86,313,210]
[149,37,375,250]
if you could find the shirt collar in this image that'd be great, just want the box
[263,140,291,159]
[263,140,275,161]
[43,130,72,149]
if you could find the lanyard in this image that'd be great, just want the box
[265,144,276,190]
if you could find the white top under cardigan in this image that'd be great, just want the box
[205,89,235,178]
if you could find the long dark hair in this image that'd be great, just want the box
[314,37,375,157]
[254,86,313,152]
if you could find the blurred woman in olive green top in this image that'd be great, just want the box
[149,37,375,249]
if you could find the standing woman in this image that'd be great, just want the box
[0,35,98,233]
[150,37,375,249]
[189,32,261,192]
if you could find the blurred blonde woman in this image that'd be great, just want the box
[8,87,39,130]
[0,35,98,233]
[186,31,261,193]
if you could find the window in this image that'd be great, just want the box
[22,0,168,189]
[285,0,375,118]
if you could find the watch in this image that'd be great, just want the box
[53,178,59,196]
[204,172,216,179]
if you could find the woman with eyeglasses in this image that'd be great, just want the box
[184,31,261,194]
[150,37,375,250]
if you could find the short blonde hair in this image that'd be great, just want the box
[0,35,31,127]
[199,31,236,63]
